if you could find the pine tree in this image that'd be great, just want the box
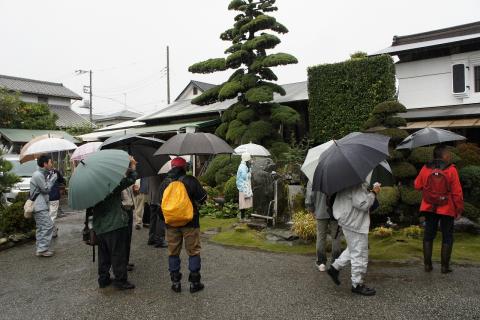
[189,0,299,145]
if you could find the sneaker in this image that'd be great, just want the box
[327,266,340,285]
[113,280,135,290]
[316,263,326,272]
[36,250,54,257]
[351,284,376,296]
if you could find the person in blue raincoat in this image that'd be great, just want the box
[236,153,253,220]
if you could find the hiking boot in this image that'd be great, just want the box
[423,241,433,272]
[170,272,182,293]
[351,284,376,296]
[189,272,204,293]
[98,278,112,288]
[36,250,54,257]
[327,266,340,285]
[441,244,453,274]
[113,280,135,290]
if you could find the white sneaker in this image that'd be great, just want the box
[316,263,326,272]
[36,250,54,257]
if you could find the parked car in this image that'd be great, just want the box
[2,154,37,204]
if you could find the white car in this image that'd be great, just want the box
[2,154,37,204]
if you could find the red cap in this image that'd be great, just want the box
[171,157,187,168]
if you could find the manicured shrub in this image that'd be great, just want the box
[307,55,396,142]
[269,142,291,160]
[459,166,480,207]
[399,186,422,206]
[408,147,434,165]
[224,176,239,203]
[456,143,480,168]
[372,186,400,216]
[462,202,480,222]
[378,128,409,144]
[201,155,241,187]
[371,227,394,238]
[391,162,417,179]
[291,210,317,240]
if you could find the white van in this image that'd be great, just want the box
[2,154,37,204]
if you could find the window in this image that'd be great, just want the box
[193,87,198,95]
[475,66,480,93]
[452,64,466,93]
[37,96,48,104]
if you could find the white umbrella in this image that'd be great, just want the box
[234,143,271,157]
[301,140,334,182]
[20,137,77,163]
[71,142,102,161]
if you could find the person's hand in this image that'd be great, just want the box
[129,156,137,171]
[372,185,381,195]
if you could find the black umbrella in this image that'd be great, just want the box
[312,132,390,195]
[153,133,234,156]
[100,134,170,178]
[396,128,466,150]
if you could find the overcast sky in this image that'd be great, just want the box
[0,0,478,116]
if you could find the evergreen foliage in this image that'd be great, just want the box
[189,0,299,145]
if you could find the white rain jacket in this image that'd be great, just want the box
[332,182,376,234]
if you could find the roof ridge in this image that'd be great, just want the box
[0,74,64,86]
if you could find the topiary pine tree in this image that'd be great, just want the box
[188,0,299,146]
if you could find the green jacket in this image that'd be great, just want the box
[93,170,137,235]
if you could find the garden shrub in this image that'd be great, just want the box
[456,143,480,168]
[463,202,480,222]
[408,147,434,165]
[399,186,422,206]
[0,193,35,235]
[199,201,239,219]
[372,186,400,216]
[269,142,291,161]
[391,162,417,179]
[378,128,409,144]
[459,166,480,207]
[291,210,316,240]
[402,225,423,239]
[201,155,241,187]
[371,226,393,238]
[307,55,396,142]
[224,176,239,203]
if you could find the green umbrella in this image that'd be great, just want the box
[68,149,130,210]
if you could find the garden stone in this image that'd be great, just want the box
[8,234,26,243]
[0,238,8,245]
[454,217,480,235]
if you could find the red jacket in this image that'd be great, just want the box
[414,162,464,218]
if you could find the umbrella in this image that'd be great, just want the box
[312,132,390,195]
[100,134,169,178]
[301,140,335,182]
[68,149,130,209]
[20,136,77,163]
[234,143,271,157]
[154,133,234,156]
[158,156,191,174]
[396,128,466,150]
[370,160,394,187]
[71,142,102,161]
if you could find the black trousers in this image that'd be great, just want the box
[142,203,151,224]
[424,212,454,245]
[126,209,133,264]
[97,227,128,284]
[149,204,166,245]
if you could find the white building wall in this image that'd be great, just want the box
[396,49,480,109]
[18,93,72,106]
[176,84,201,101]
[19,93,37,103]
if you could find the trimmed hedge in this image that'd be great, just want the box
[224,176,239,203]
[200,155,241,188]
[307,55,396,142]
[373,186,400,216]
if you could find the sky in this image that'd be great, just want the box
[0,0,479,117]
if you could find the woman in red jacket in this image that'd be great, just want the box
[414,145,463,274]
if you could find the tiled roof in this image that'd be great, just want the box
[93,109,143,121]
[191,80,216,92]
[0,74,82,100]
[0,128,79,143]
[138,81,308,122]
[50,105,92,128]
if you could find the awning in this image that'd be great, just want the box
[0,128,79,143]
[405,118,480,129]
[77,119,220,142]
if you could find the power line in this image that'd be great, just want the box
[95,68,167,94]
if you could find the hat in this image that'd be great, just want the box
[241,153,251,162]
[171,157,187,168]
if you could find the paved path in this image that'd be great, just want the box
[0,211,479,320]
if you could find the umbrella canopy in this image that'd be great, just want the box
[100,134,169,178]
[301,140,335,182]
[370,160,394,187]
[396,128,466,150]
[312,132,390,195]
[234,143,271,157]
[20,137,77,163]
[71,142,102,161]
[68,149,130,210]
[154,133,234,156]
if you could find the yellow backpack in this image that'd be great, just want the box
[161,177,194,227]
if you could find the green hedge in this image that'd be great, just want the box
[224,176,239,203]
[459,165,480,207]
[200,155,241,188]
[372,186,400,216]
[307,55,396,142]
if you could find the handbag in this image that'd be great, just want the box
[24,186,40,219]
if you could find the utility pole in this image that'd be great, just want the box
[76,69,93,123]
[167,46,171,104]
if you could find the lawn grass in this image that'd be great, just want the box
[201,217,480,263]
